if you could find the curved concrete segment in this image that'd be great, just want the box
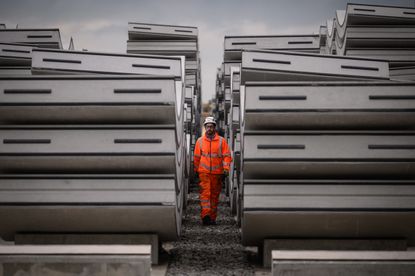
[242,180,415,246]
[128,22,198,40]
[244,81,415,130]
[0,75,177,125]
[31,48,183,79]
[0,29,62,49]
[241,50,390,83]
[0,127,177,173]
[0,43,34,66]
[224,35,320,61]
[243,132,415,179]
[0,175,179,242]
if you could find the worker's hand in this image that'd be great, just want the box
[223,170,229,177]
[222,170,229,182]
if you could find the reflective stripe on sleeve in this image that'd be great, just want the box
[218,137,223,158]
[199,138,203,151]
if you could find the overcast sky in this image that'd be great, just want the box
[1,0,414,102]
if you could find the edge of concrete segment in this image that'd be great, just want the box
[272,250,415,276]
[15,234,159,265]
[263,238,408,268]
[0,244,151,255]
[272,250,415,261]
[0,245,152,276]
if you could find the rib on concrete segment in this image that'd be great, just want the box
[272,250,415,276]
[0,244,151,255]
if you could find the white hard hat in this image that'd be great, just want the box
[203,116,216,126]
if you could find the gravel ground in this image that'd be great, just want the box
[165,186,256,275]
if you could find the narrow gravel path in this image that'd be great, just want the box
[166,187,256,275]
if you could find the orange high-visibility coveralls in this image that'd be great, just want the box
[194,133,232,221]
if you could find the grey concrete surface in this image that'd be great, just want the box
[0,245,151,276]
[15,234,159,265]
[272,250,415,276]
[263,239,407,268]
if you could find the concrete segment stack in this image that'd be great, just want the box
[0,42,34,75]
[239,52,415,244]
[215,34,348,222]
[324,3,415,80]
[215,3,415,252]
[0,25,193,246]
[127,23,202,186]
[0,28,62,76]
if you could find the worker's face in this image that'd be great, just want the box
[205,123,216,136]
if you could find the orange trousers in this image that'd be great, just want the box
[199,173,222,221]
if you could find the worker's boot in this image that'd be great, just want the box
[202,215,211,226]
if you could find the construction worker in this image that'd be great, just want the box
[194,116,232,225]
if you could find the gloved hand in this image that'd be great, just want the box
[222,170,229,181]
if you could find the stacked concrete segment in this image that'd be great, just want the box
[323,3,415,80]
[224,34,320,61]
[215,4,415,254]
[0,29,62,49]
[127,22,201,188]
[216,36,373,222]
[244,81,415,130]
[0,28,60,76]
[240,50,389,82]
[0,42,34,76]
[127,24,201,139]
[239,49,415,246]
[0,77,185,241]
[0,27,189,246]
[214,35,324,216]
[0,43,33,66]
[220,5,415,271]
